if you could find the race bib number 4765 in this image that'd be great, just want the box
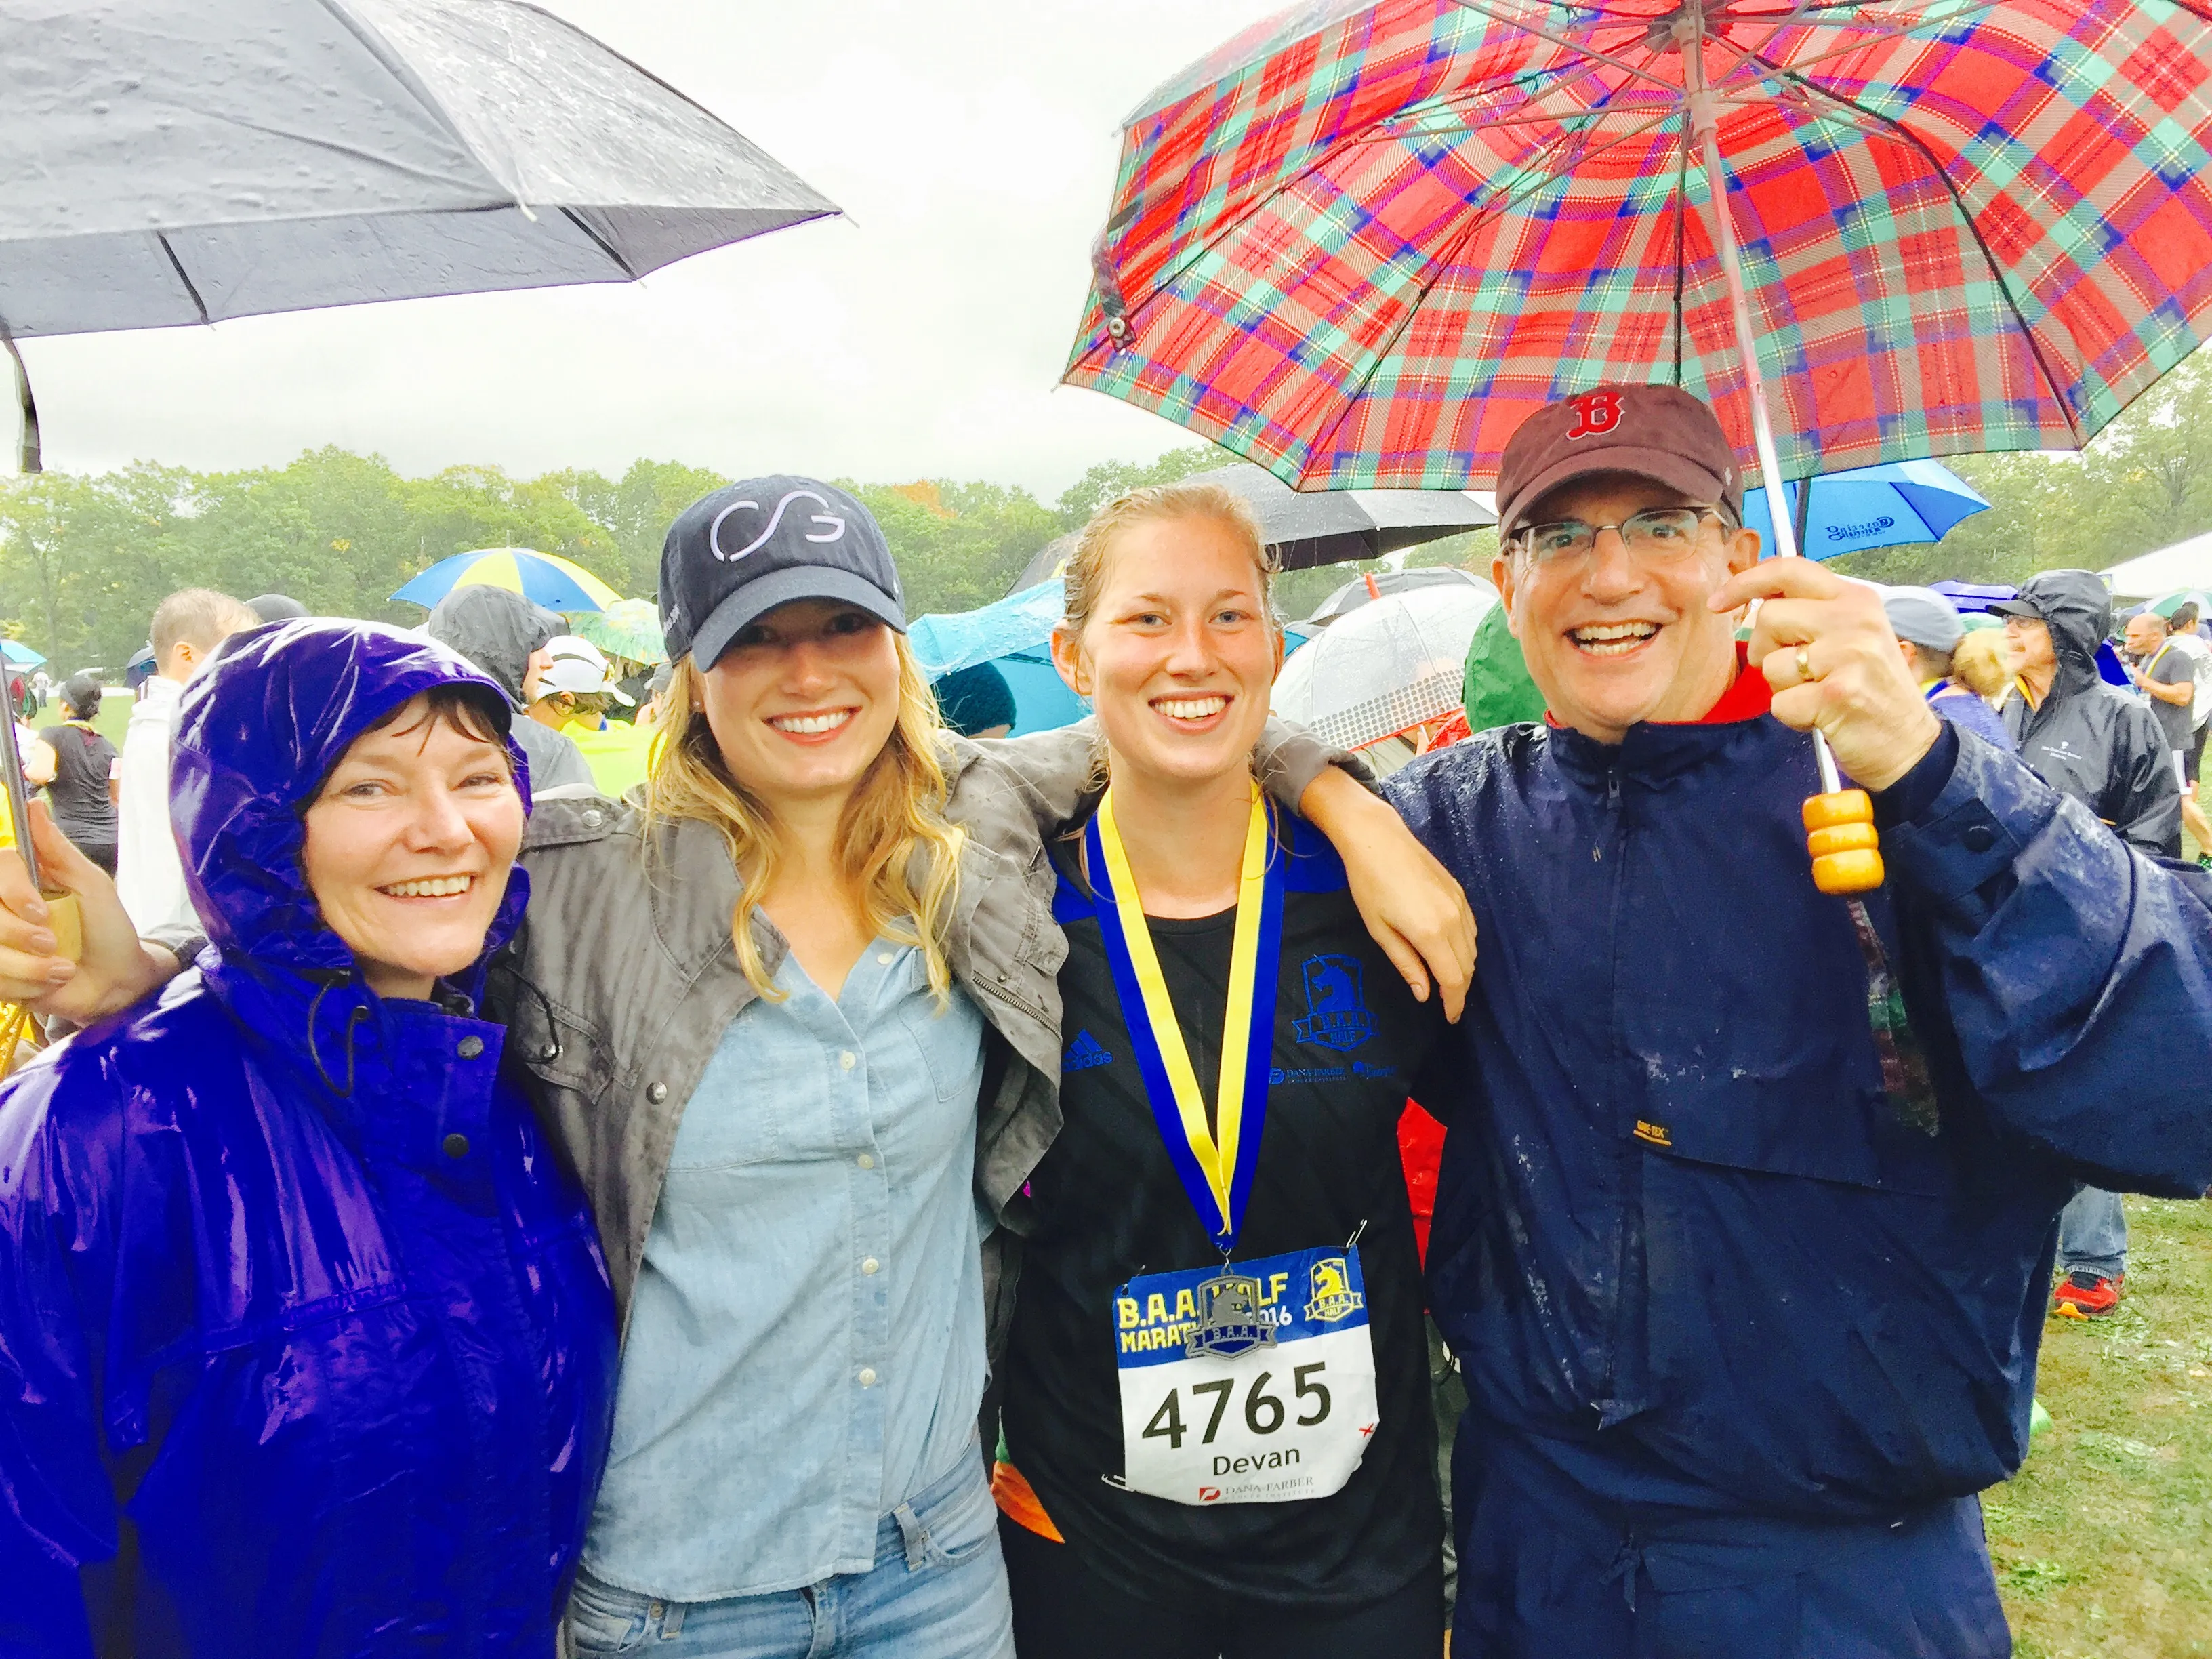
[1113,1246,1378,1507]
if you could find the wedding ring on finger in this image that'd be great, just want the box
[1795,644,1814,685]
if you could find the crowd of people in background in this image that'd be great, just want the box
[0,395,2207,1659]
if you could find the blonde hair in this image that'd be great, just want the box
[1949,628,2013,701]
[1061,480,1280,640]
[642,637,966,1003]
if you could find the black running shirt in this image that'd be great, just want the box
[1000,806,1446,1613]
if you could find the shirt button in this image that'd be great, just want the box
[456,1036,483,1059]
[861,1257,880,1275]
[857,1153,876,1170]
[647,1082,669,1103]
[838,1050,857,1070]
[649,1601,665,1620]
[857,1367,878,1387]
[1962,824,1999,853]
[876,951,895,965]
[442,1133,470,1160]
[582,808,604,828]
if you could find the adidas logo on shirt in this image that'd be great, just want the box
[1064,1030,1114,1072]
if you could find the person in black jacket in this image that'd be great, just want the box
[1994,571,2180,859]
[1992,572,2185,1319]
[424,586,599,801]
[36,673,119,874]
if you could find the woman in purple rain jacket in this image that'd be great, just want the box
[0,620,616,1658]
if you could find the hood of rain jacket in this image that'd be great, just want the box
[0,621,615,1659]
[1387,693,2212,1529]
[2000,568,2180,857]
[424,588,602,800]
[425,583,562,707]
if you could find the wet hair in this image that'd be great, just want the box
[316,685,513,801]
[537,689,615,721]
[1061,480,1279,640]
[152,588,258,660]
[60,673,101,720]
[1948,629,2012,701]
[2170,602,2198,632]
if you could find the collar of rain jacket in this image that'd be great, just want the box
[1543,656,1781,794]
[171,619,535,1090]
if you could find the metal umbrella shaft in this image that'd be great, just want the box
[1683,9,1875,888]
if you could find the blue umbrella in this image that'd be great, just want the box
[1746,461,1991,560]
[910,582,1319,736]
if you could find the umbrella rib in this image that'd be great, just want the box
[1700,0,1828,90]
[155,233,213,326]
[1718,0,2008,89]
[1759,60,2085,445]
[560,208,639,280]
[1443,0,1683,95]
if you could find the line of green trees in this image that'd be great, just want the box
[4,350,2209,676]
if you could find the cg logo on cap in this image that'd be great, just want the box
[1565,391,1622,440]
[710,489,848,562]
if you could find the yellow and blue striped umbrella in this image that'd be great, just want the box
[392,548,622,614]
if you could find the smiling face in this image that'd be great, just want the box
[300,693,523,1002]
[1491,472,1762,745]
[1052,512,1282,792]
[695,598,904,819]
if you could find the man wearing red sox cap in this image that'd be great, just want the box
[1334,384,2212,1654]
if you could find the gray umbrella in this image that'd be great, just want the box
[1008,461,1494,592]
[0,0,836,469]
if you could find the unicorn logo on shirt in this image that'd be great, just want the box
[1294,954,1376,1052]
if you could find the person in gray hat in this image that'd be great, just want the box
[1879,586,2012,754]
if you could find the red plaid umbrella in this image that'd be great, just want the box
[1065,0,2212,531]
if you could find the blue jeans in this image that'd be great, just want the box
[2057,1186,2127,1279]
[566,1453,1013,1659]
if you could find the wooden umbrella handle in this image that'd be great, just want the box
[1803,790,1884,894]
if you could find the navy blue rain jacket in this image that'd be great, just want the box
[0,621,617,1658]
[1388,697,2212,1518]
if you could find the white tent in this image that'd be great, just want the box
[2102,530,2212,598]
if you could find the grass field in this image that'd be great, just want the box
[1992,1197,2212,1658]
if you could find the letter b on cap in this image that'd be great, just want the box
[1566,391,1622,440]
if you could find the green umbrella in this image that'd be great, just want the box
[569,598,666,666]
[1461,604,1545,735]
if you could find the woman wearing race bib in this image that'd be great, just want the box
[993,484,1450,1657]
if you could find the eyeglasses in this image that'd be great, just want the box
[1510,506,1729,565]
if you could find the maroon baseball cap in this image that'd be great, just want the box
[1495,384,1744,536]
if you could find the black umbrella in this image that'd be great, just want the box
[0,0,836,470]
[1010,462,1494,593]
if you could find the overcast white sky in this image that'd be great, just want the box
[16,0,1284,498]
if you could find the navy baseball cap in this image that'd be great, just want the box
[660,476,906,669]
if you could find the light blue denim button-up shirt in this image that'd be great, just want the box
[582,941,988,1601]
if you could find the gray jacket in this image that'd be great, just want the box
[487,722,1336,1360]
[1999,569,2180,859]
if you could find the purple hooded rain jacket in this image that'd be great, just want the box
[0,621,616,1658]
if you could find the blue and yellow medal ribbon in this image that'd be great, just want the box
[1086,782,1285,1252]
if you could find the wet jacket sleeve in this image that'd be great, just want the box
[1881,729,2212,1195]
[2106,701,2184,858]
[0,1070,118,1659]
